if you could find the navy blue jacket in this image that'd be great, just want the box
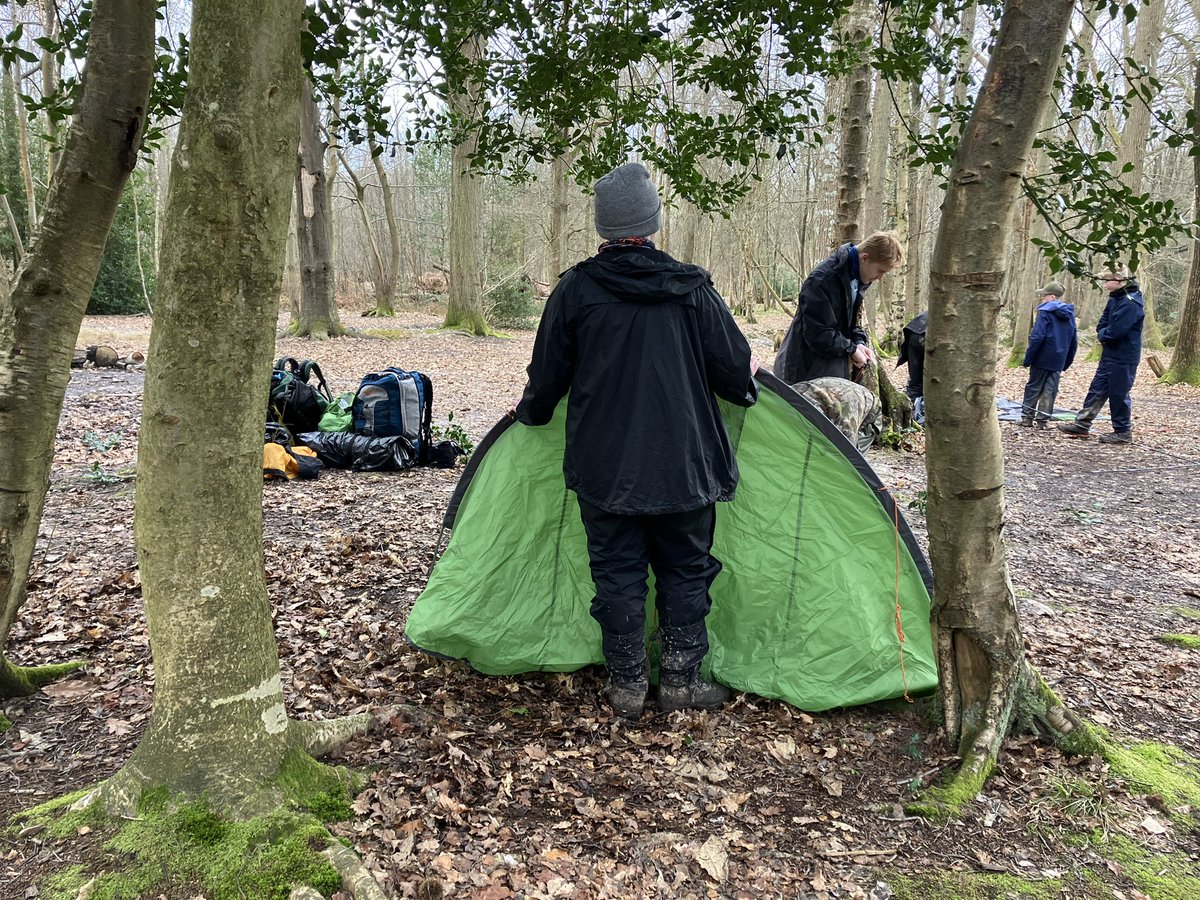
[516,244,758,515]
[773,243,870,383]
[1023,299,1077,371]
[1096,283,1144,365]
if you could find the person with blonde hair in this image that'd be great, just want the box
[1056,268,1144,444]
[774,230,903,383]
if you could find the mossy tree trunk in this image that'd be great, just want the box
[1163,60,1200,386]
[292,75,344,340]
[924,0,1082,800]
[445,31,487,335]
[95,0,364,816]
[0,0,154,700]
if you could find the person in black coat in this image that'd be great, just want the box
[1057,270,1144,444]
[773,231,904,384]
[515,162,759,720]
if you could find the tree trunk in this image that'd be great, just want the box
[340,150,391,315]
[445,32,487,335]
[904,81,926,319]
[923,0,1081,801]
[0,0,154,700]
[369,141,401,316]
[1163,60,1200,386]
[865,63,892,332]
[1115,0,1168,349]
[546,151,571,288]
[292,76,344,340]
[831,0,874,247]
[8,62,38,233]
[39,0,62,186]
[95,0,364,816]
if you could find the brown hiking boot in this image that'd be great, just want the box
[1056,421,1091,437]
[1098,431,1133,445]
[1017,418,1033,428]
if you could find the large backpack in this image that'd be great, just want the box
[352,368,433,462]
[268,357,333,436]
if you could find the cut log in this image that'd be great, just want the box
[1147,354,1165,378]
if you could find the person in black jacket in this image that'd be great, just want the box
[773,231,903,383]
[514,162,759,720]
[896,311,927,423]
[1057,270,1144,444]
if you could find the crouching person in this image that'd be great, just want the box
[514,162,759,720]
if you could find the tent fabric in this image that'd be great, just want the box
[405,372,937,711]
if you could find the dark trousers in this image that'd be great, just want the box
[577,499,720,635]
[905,347,925,400]
[1021,366,1062,423]
[1077,358,1137,433]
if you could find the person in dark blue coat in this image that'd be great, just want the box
[1018,282,1077,428]
[515,162,759,720]
[1057,271,1144,444]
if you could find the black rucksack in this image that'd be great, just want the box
[268,358,333,435]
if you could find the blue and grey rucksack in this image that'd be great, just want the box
[351,368,433,462]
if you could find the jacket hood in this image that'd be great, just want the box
[578,246,710,302]
[1114,284,1144,305]
[1038,299,1075,319]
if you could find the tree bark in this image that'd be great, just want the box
[924,0,1078,794]
[7,62,38,232]
[292,76,344,339]
[1115,0,1169,350]
[368,140,401,316]
[831,0,874,247]
[445,32,488,335]
[546,151,571,288]
[0,0,153,700]
[96,0,364,816]
[39,0,61,186]
[340,148,394,316]
[1163,60,1200,386]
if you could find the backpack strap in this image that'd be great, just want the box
[419,373,434,463]
[301,360,333,402]
[274,356,302,374]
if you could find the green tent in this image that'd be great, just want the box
[405,373,937,711]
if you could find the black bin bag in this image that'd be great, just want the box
[297,432,417,472]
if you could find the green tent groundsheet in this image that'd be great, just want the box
[405,372,937,711]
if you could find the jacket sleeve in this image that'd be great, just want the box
[1064,316,1078,370]
[1023,311,1046,367]
[1096,296,1143,344]
[799,272,856,357]
[1095,300,1110,342]
[514,280,575,426]
[699,284,758,408]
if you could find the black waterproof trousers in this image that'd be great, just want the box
[1076,358,1137,433]
[577,499,721,682]
[1021,366,1062,424]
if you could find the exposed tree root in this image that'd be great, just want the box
[0,657,84,699]
[289,887,325,900]
[290,713,370,757]
[363,306,396,318]
[326,843,390,900]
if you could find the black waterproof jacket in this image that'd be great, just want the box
[515,245,757,515]
[1095,283,1145,365]
[773,243,869,383]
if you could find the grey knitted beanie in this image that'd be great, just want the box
[593,162,662,239]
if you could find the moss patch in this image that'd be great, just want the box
[360,327,412,340]
[32,796,339,900]
[44,864,89,900]
[1170,606,1200,621]
[1103,741,1200,822]
[1158,633,1200,649]
[1090,833,1200,900]
[885,870,1066,899]
[278,747,359,822]
[906,759,994,821]
[0,712,11,733]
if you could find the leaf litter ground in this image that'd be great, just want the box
[3,307,1199,899]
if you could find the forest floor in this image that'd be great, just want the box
[3,303,1200,900]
